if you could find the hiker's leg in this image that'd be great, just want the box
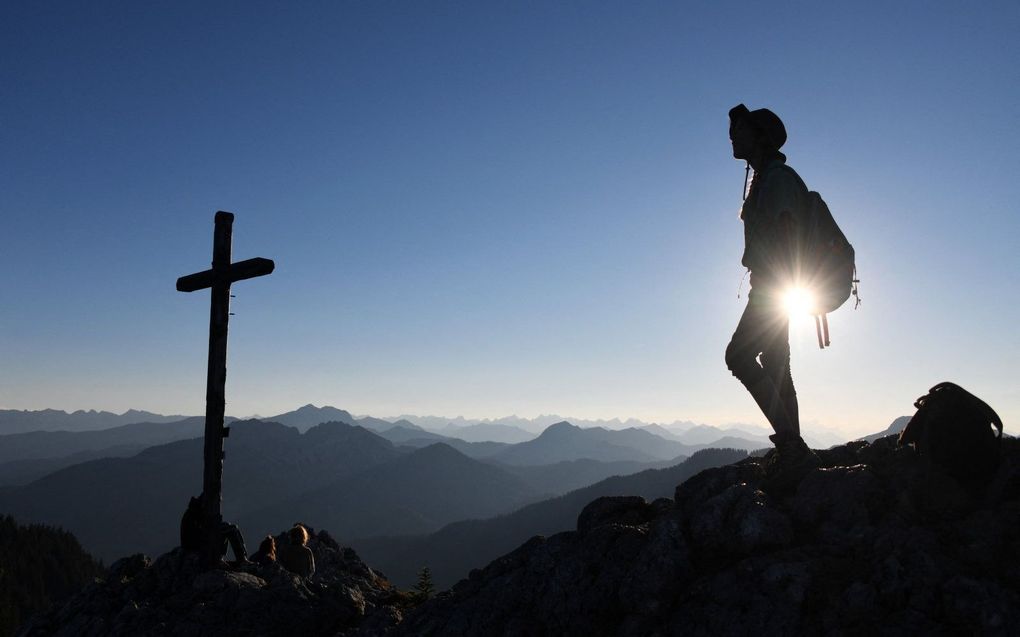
[725,290,795,436]
[760,316,799,437]
[760,333,818,490]
[220,522,248,562]
[746,378,796,437]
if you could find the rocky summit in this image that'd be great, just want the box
[395,435,1020,636]
[19,435,1020,636]
[17,531,407,637]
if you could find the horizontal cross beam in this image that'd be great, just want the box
[176,257,275,292]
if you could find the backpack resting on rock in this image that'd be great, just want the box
[898,381,1004,486]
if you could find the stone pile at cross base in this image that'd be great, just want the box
[20,435,1020,636]
[16,531,406,637]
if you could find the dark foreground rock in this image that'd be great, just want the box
[394,436,1020,636]
[17,530,406,637]
[20,436,1020,636]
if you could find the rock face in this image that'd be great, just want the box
[395,436,1020,636]
[17,530,406,637]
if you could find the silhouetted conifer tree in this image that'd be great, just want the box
[0,515,104,637]
[413,566,435,603]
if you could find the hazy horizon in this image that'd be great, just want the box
[0,401,878,441]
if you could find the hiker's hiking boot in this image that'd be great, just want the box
[762,432,820,493]
[232,558,257,573]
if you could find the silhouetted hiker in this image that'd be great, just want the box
[251,535,277,567]
[278,524,316,578]
[725,104,819,483]
[180,494,251,564]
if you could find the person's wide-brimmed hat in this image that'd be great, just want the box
[729,104,787,150]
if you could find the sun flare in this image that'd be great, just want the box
[782,287,815,322]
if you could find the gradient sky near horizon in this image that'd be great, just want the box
[2,1,1018,439]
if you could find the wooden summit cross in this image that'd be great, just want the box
[177,211,274,564]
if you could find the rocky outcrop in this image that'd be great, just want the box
[20,436,1020,636]
[395,436,1020,636]
[17,530,406,637]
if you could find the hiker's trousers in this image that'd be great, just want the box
[219,522,248,562]
[725,281,799,432]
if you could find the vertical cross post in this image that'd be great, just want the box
[177,211,274,565]
[201,211,232,561]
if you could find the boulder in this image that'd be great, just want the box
[576,495,654,532]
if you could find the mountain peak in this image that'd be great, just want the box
[295,403,338,413]
[407,442,469,463]
[303,419,355,434]
[540,421,579,437]
[122,409,156,417]
[391,419,421,430]
[264,405,356,431]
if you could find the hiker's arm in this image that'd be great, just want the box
[761,171,802,281]
[776,208,800,281]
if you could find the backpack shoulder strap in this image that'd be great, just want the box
[765,162,809,195]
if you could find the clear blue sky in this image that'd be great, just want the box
[2,1,1017,439]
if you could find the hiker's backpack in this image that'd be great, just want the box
[752,164,859,348]
[898,382,1004,487]
[789,173,859,348]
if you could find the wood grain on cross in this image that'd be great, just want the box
[177,211,274,564]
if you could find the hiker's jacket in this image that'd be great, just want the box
[279,543,316,578]
[740,156,807,285]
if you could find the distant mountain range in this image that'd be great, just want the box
[0,417,216,486]
[259,404,418,434]
[0,421,405,561]
[353,448,749,589]
[390,413,705,436]
[0,414,758,565]
[259,404,358,430]
[237,442,541,540]
[0,404,856,448]
[0,408,419,486]
[0,409,190,435]
[0,448,142,487]
[380,409,843,449]
[0,404,909,484]
[0,405,766,482]
[437,422,535,444]
[858,415,911,442]
[498,457,680,496]
[0,421,547,563]
[490,422,691,465]
[643,423,771,446]
[0,402,914,589]
[0,404,908,492]
[0,417,210,465]
[380,427,510,459]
